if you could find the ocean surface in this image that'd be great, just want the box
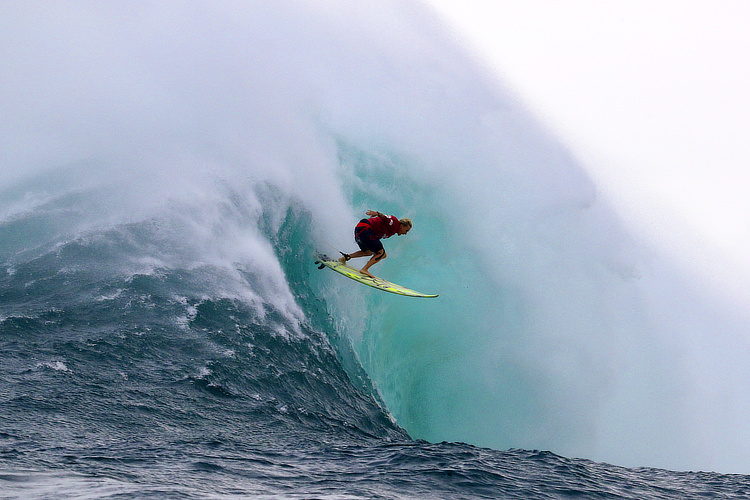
[1,187,748,499]
[3,1,750,498]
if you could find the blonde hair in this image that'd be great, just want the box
[400,218,412,228]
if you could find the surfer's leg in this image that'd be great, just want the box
[339,250,372,263]
[342,227,380,263]
[360,249,385,277]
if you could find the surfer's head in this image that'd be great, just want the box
[397,218,412,235]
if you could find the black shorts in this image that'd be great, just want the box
[355,220,384,253]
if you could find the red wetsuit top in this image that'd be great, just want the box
[356,215,400,239]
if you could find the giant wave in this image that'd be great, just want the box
[2,0,750,478]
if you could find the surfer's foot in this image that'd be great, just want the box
[338,252,351,264]
[359,269,374,278]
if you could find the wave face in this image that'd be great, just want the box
[2,0,750,491]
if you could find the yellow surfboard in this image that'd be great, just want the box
[315,254,438,298]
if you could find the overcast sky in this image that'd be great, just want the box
[425,0,750,303]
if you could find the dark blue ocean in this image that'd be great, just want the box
[3,2,750,498]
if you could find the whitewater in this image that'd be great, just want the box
[2,1,750,498]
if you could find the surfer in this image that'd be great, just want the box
[339,210,412,278]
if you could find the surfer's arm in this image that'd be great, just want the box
[366,210,388,220]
